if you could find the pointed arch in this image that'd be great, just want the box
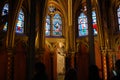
[45,3,63,37]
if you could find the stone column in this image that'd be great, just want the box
[86,0,95,65]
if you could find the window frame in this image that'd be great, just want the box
[77,7,98,38]
[45,9,63,38]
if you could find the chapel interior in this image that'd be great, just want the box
[0,0,120,80]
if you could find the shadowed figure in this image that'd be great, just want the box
[64,68,77,80]
[89,65,101,80]
[111,59,120,80]
[32,62,48,80]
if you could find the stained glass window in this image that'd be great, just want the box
[117,6,120,30]
[2,3,24,33]
[16,9,24,33]
[78,11,97,37]
[45,15,50,36]
[45,13,62,37]
[2,3,8,16]
[2,3,8,31]
[78,13,88,36]
[92,11,98,35]
[53,14,62,36]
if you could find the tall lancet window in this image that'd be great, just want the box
[2,3,8,31]
[53,13,62,36]
[78,6,98,37]
[45,15,50,36]
[92,11,97,35]
[45,6,62,37]
[16,9,24,33]
[78,13,88,36]
[2,3,24,34]
[117,5,120,30]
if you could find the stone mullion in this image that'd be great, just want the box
[50,15,53,36]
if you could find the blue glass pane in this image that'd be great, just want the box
[45,31,50,36]
[92,17,96,23]
[79,29,88,36]
[78,24,88,30]
[16,9,24,33]
[118,18,120,24]
[78,18,87,24]
[53,14,62,36]
[118,12,120,17]
[45,15,50,36]
[53,14,61,19]
[92,11,96,16]
[79,13,86,18]
[117,7,120,12]
[2,3,8,16]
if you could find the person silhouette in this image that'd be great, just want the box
[89,65,101,80]
[32,62,48,80]
[111,59,120,80]
[64,68,77,80]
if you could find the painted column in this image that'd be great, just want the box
[86,0,95,65]
[101,48,107,80]
[50,52,54,80]
[107,49,113,80]
[35,0,45,62]
[7,49,14,80]
[68,0,75,68]
[6,0,23,80]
